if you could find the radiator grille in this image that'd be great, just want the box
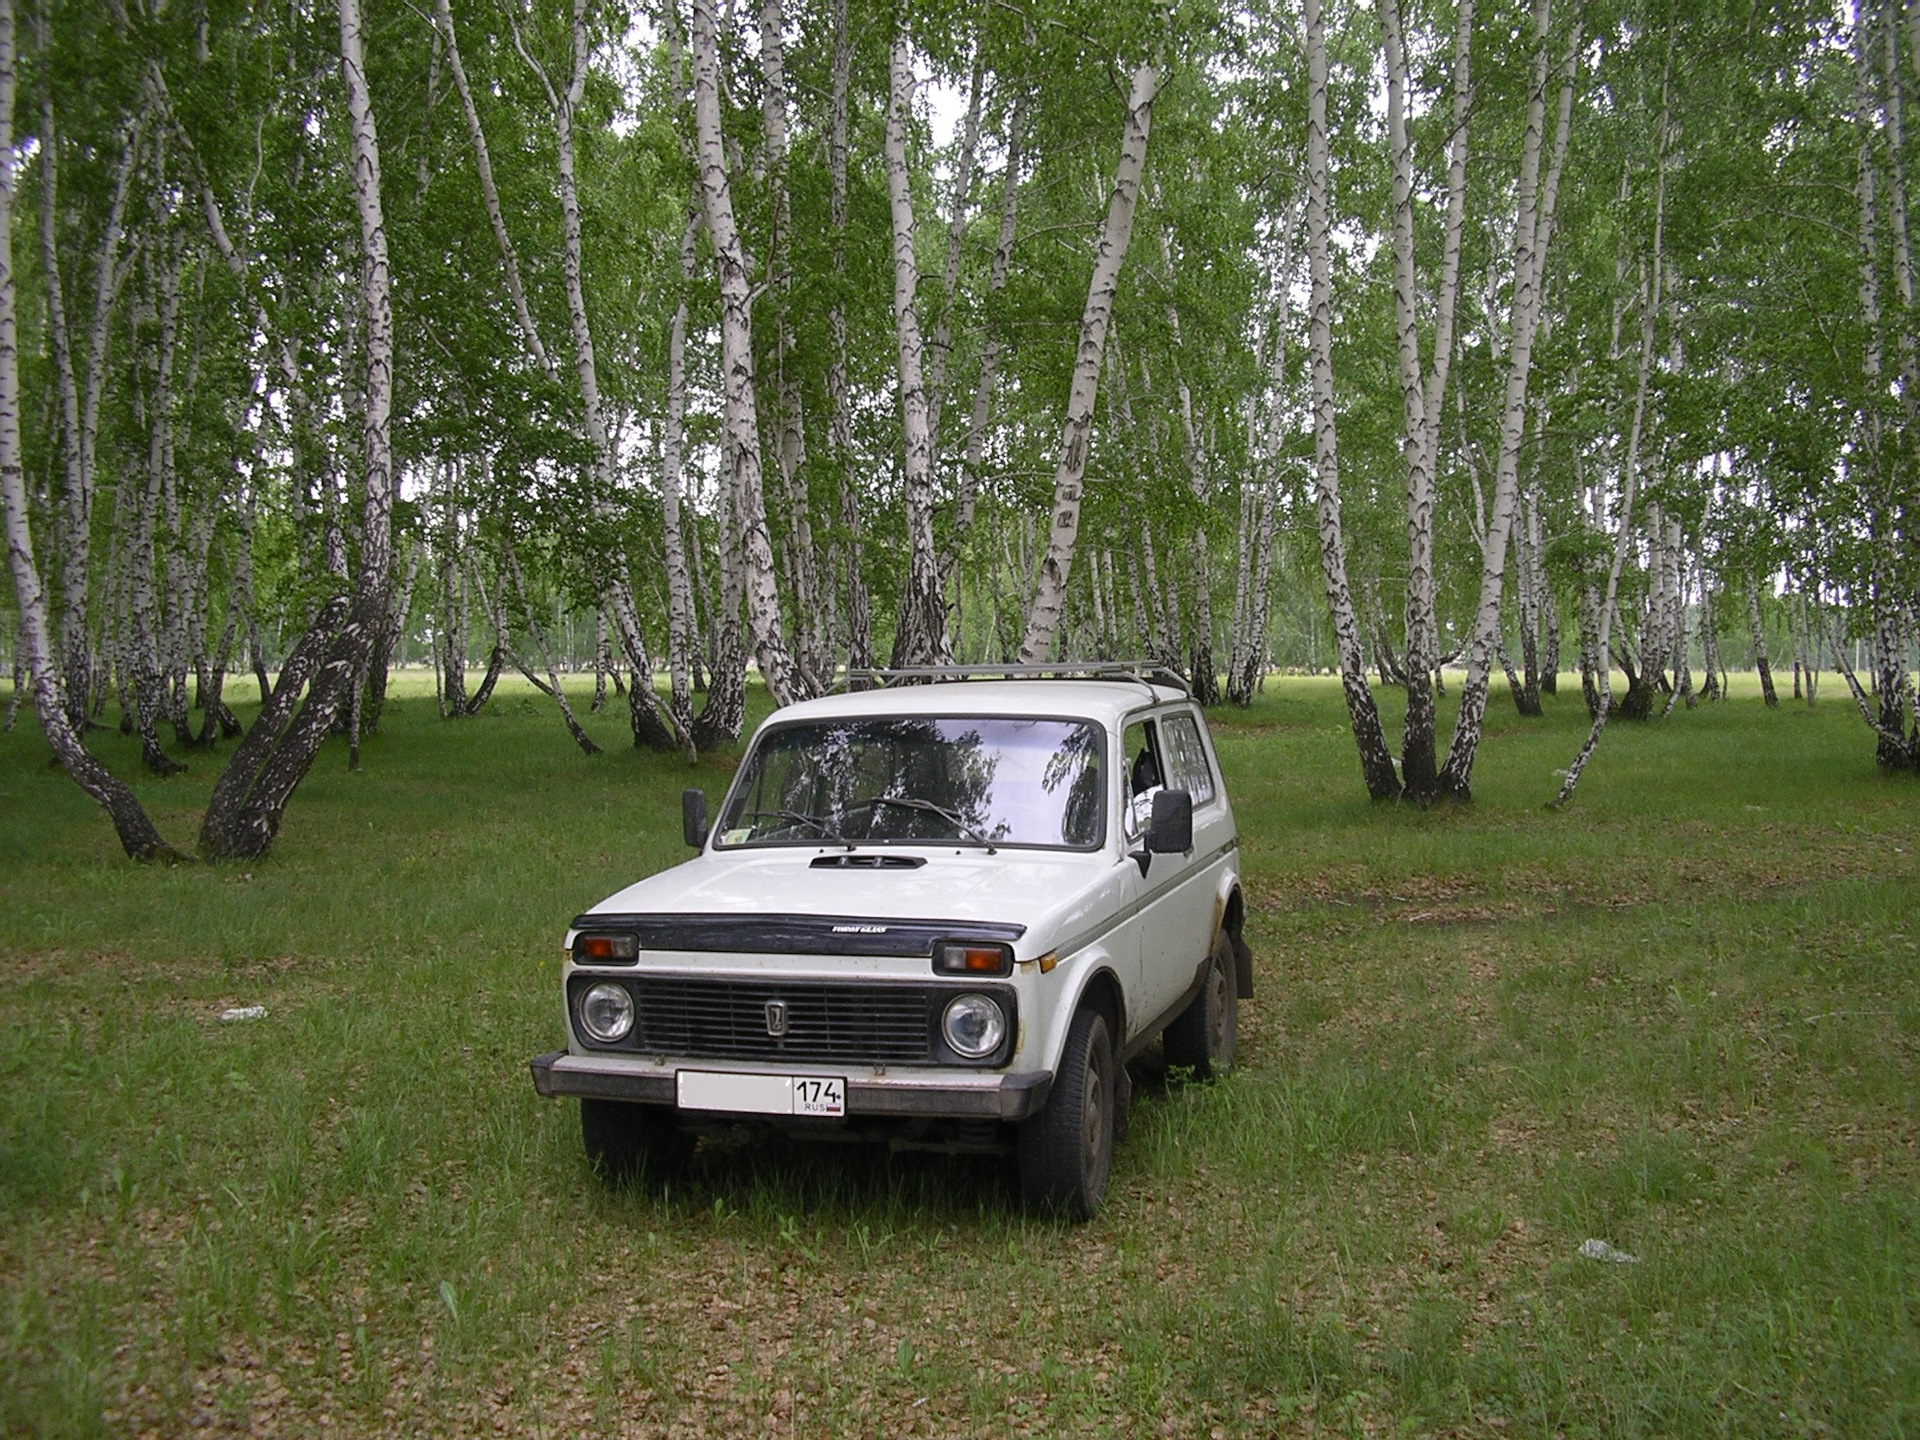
[624,978,935,1063]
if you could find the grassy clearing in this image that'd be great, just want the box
[1,671,1915,1437]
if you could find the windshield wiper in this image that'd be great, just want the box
[855,795,997,852]
[738,807,843,841]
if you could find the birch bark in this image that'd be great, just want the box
[826,0,870,679]
[1020,61,1158,661]
[1160,229,1217,701]
[691,430,748,747]
[661,205,699,736]
[942,87,1025,588]
[0,0,180,859]
[1551,65,1669,807]
[887,31,949,666]
[757,0,823,689]
[436,0,555,379]
[48,114,138,727]
[1440,0,1569,799]
[515,0,685,752]
[198,0,397,858]
[1306,0,1400,799]
[504,534,600,753]
[926,56,984,446]
[1748,581,1780,708]
[1381,0,1473,796]
[691,0,801,705]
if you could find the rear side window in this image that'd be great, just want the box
[1160,713,1217,807]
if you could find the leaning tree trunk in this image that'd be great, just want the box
[439,0,555,380]
[1305,0,1400,799]
[0,0,181,859]
[691,0,802,706]
[503,536,600,755]
[886,31,949,667]
[524,0,686,753]
[1020,61,1158,662]
[941,85,1024,594]
[197,0,398,860]
[1551,57,1668,808]
[1441,0,1572,799]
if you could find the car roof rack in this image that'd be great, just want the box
[842,662,1191,696]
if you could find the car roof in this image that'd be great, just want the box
[767,679,1189,730]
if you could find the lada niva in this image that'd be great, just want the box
[529,666,1252,1219]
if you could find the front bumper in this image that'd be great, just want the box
[529,1051,1052,1121]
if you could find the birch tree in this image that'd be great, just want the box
[1304,0,1400,799]
[1020,60,1158,662]
[887,30,948,666]
[690,0,802,706]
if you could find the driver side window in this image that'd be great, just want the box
[1122,719,1162,840]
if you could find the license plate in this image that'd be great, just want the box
[675,1070,846,1117]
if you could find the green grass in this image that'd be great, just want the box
[1,670,1916,1437]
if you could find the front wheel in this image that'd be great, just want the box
[1163,930,1237,1080]
[1018,1006,1115,1221]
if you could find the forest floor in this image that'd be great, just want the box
[1,671,1915,1438]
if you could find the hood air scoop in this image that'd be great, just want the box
[810,854,927,870]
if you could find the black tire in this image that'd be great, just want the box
[1163,930,1237,1080]
[1018,1006,1115,1221]
[580,1099,692,1182]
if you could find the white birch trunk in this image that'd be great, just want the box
[691,0,801,705]
[757,0,822,690]
[437,0,555,379]
[1020,61,1158,661]
[1440,0,1563,798]
[199,0,398,858]
[1306,0,1400,799]
[826,0,869,677]
[1383,0,1474,794]
[887,31,948,665]
[926,55,984,445]
[942,87,1025,587]
[661,205,699,737]
[0,0,178,858]
[518,0,684,750]
[1551,65,1669,807]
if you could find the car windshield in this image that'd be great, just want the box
[716,716,1105,850]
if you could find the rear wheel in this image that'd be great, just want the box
[1163,930,1237,1080]
[1018,1006,1115,1221]
[580,1099,692,1182]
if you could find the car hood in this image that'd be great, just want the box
[577,846,1112,954]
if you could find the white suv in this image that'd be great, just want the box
[529,667,1252,1219]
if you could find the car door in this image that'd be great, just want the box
[1159,705,1233,976]
[1125,710,1208,1026]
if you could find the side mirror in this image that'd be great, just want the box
[682,788,710,849]
[1147,789,1193,855]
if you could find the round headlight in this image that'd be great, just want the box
[942,993,1007,1059]
[579,982,634,1043]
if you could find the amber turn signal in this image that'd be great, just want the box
[574,933,639,963]
[933,941,1013,976]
